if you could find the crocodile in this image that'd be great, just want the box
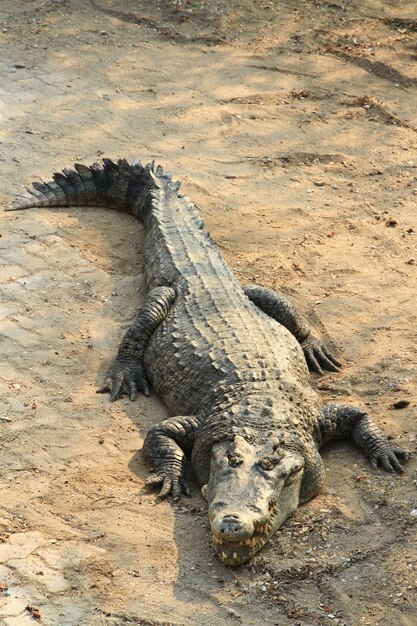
[7,158,408,566]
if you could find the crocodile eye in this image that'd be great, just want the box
[258,457,275,471]
[228,453,243,468]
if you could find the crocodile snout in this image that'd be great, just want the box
[211,513,255,542]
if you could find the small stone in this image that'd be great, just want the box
[392,400,410,410]
[14,63,26,68]
[25,606,41,620]
[410,509,417,517]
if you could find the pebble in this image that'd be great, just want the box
[410,509,417,517]
[392,400,410,409]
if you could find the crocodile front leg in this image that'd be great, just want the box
[97,286,176,401]
[316,404,408,472]
[143,415,201,500]
[243,284,341,375]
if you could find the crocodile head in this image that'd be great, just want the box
[206,435,304,566]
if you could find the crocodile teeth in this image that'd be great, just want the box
[233,552,237,561]
[236,538,255,547]
[221,551,227,561]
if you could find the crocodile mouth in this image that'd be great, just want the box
[212,501,278,566]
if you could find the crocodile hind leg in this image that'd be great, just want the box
[97,286,176,401]
[316,404,408,472]
[243,284,341,374]
[143,415,201,500]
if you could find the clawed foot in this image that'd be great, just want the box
[301,335,342,375]
[369,444,409,473]
[96,357,150,401]
[146,472,190,501]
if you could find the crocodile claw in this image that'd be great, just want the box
[96,357,150,401]
[301,335,341,375]
[146,473,190,501]
[370,445,409,474]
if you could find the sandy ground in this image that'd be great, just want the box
[0,1,416,624]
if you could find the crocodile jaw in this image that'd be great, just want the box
[210,477,303,566]
[207,438,304,566]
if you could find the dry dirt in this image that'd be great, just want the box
[0,1,416,625]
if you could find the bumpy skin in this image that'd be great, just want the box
[7,159,408,566]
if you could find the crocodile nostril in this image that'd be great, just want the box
[211,512,255,541]
[221,525,238,533]
[220,515,243,534]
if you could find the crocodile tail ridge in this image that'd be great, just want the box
[6,158,181,219]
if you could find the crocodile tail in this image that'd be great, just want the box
[6,158,181,220]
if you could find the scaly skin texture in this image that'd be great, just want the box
[7,159,408,566]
